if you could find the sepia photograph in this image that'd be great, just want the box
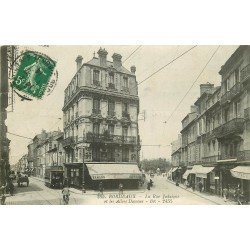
[1,45,250,205]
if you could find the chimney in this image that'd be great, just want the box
[97,47,108,67]
[130,65,136,74]
[200,82,214,95]
[75,55,83,71]
[112,53,122,68]
[190,105,197,113]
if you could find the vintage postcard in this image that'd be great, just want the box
[1,45,249,205]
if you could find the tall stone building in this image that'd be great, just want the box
[170,46,250,201]
[62,48,141,189]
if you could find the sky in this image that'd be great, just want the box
[6,45,239,165]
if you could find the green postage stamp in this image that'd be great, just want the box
[11,51,56,99]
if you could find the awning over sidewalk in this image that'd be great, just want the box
[231,166,250,180]
[182,169,192,179]
[85,163,142,180]
[189,165,214,178]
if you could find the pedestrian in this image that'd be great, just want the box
[223,186,228,202]
[0,184,7,205]
[62,185,70,205]
[234,185,241,205]
[198,181,203,192]
[147,181,151,190]
[119,183,124,194]
[185,180,189,189]
[191,181,195,191]
[9,180,14,196]
[99,181,104,195]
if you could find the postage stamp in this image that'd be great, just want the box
[11,50,56,99]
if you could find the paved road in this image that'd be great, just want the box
[5,176,219,205]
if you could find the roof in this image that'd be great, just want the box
[219,45,248,75]
[84,57,133,75]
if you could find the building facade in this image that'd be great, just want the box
[62,48,141,189]
[171,46,250,201]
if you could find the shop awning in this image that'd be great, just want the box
[182,169,192,179]
[85,163,142,180]
[189,165,214,178]
[230,166,250,180]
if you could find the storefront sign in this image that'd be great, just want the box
[91,173,142,180]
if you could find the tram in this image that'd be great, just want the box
[44,167,64,189]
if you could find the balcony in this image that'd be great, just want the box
[62,136,75,148]
[92,108,101,115]
[93,80,101,87]
[213,118,245,138]
[244,107,250,120]
[123,136,137,144]
[122,87,130,93]
[237,150,250,162]
[85,133,136,145]
[240,64,250,84]
[202,155,218,164]
[221,82,243,105]
[107,82,116,91]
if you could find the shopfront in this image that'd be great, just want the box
[230,166,250,201]
[64,163,83,188]
[85,163,142,189]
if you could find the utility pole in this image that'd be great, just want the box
[0,46,10,186]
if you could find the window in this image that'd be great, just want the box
[108,124,114,135]
[108,101,115,116]
[109,73,114,83]
[122,103,128,113]
[224,108,229,123]
[123,77,128,88]
[235,68,240,84]
[93,99,100,113]
[235,101,240,118]
[93,123,100,135]
[93,70,100,85]
[122,127,128,137]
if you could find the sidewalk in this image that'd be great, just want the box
[30,176,146,196]
[167,179,235,205]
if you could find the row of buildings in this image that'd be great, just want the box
[16,48,142,189]
[170,45,250,201]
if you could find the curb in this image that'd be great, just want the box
[166,179,223,205]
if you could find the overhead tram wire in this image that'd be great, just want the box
[163,45,221,125]
[99,45,198,112]
[7,132,33,140]
[7,47,198,142]
[137,45,197,86]
[123,45,142,63]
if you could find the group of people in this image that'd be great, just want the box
[98,181,124,195]
[222,184,247,204]
[184,180,203,192]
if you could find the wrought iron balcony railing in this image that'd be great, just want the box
[84,133,136,145]
[221,82,243,105]
[213,118,245,138]
[62,136,75,147]
[92,108,101,115]
[202,155,219,163]
[240,64,250,83]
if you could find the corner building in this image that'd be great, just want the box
[62,48,141,189]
